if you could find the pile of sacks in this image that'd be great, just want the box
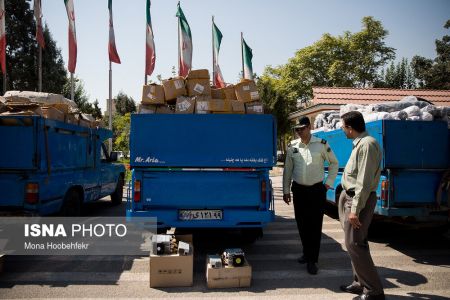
[313,96,450,132]
[139,69,264,115]
[0,91,102,128]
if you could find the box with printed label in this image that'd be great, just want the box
[245,101,264,114]
[142,84,165,105]
[235,80,260,102]
[206,259,252,288]
[138,104,157,114]
[149,234,193,288]
[162,77,186,101]
[186,78,211,97]
[175,97,195,114]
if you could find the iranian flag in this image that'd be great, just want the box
[34,0,45,49]
[242,38,253,80]
[212,20,225,88]
[0,0,5,74]
[176,3,192,77]
[108,0,120,64]
[64,0,77,73]
[145,0,155,76]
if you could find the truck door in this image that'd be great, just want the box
[99,142,117,196]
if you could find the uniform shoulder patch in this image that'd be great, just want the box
[321,139,327,144]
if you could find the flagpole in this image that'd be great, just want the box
[70,72,74,101]
[212,16,215,87]
[177,2,180,76]
[38,46,42,92]
[108,61,113,153]
[241,32,244,80]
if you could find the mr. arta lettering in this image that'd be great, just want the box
[134,156,164,164]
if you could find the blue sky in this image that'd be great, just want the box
[41,0,450,112]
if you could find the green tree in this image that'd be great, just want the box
[62,76,95,114]
[114,91,136,115]
[1,0,67,93]
[411,20,450,89]
[378,58,416,89]
[113,113,131,154]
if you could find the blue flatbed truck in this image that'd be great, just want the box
[0,115,125,216]
[126,114,276,236]
[314,120,449,224]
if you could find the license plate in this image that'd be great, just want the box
[178,209,223,221]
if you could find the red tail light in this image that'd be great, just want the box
[381,180,389,207]
[25,183,39,204]
[134,180,141,202]
[261,180,267,203]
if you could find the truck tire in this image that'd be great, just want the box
[61,189,82,216]
[110,175,124,205]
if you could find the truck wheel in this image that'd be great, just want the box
[111,175,124,205]
[61,189,82,216]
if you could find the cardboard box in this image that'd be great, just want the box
[156,105,174,114]
[175,97,195,114]
[41,106,65,122]
[187,69,210,79]
[78,118,91,127]
[211,88,223,99]
[49,103,70,114]
[186,78,211,97]
[223,85,237,100]
[235,80,260,102]
[139,104,157,114]
[231,100,245,114]
[245,101,264,114]
[65,113,78,124]
[206,259,252,289]
[162,77,186,101]
[149,234,193,288]
[142,84,165,105]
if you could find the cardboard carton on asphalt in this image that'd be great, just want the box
[206,259,252,288]
[149,234,193,288]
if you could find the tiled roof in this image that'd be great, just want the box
[312,87,450,106]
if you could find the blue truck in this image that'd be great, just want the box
[126,114,276,236]
[314,119,449,223]
[0,115,125,216]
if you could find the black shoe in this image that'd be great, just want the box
[297,255,307,264]
[352,293,385,300]
[306,262,318,275]
[340,283,363,295]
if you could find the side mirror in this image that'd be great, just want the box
[109,151,118,162]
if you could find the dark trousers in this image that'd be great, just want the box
[291,181,326,263]
[339,191,384,295]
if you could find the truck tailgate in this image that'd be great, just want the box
[391,170,446,206]
[0,174,25,208]
[130,114,276,168]
[140,170,262,208]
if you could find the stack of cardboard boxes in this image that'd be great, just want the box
[0,92,102,128]
[139,69,264,115]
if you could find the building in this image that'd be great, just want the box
[289,87,450,127]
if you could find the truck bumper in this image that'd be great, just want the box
[126,208,275,229]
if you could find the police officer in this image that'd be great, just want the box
[283,116,338,275]
[339,111,385,300]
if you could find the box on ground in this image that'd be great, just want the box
[235,80,260,102]
[142,84,165,105]
[186,78,211,97]
[245,101,264,114]
[175,97,195,114]
[206,259,252,288]
[149,234,193,288]
[162,77,186,101]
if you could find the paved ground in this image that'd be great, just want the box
[0,175,449,299]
